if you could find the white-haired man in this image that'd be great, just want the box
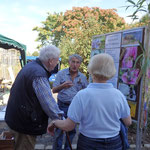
[5,45,63,150]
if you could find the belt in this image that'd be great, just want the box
[80,133,120,141]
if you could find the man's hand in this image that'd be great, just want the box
[47,121,55,136]
[52,81,73,93]
[62,81,73,89]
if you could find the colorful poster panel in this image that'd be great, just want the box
[90,49,105,58]
[105,33,121,48]
[119,68,140,85]
[122,29,143,47]
[118,83,137,101]
[121,47,138,68]
[128,101,137,118]
[91,36,105,50]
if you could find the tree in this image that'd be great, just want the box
[33,12,64,48]
[32,51,39,56]
[127,13,149,28]
[33,7,126,76]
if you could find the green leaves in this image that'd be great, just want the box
[33,7,126,77]
[126,0,136,5]
[126,0,149,21]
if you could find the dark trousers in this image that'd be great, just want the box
[77,133,123,150]
[53,100,76,150]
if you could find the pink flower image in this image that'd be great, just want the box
[122,47,137,68]
[147,67,150,79]
[122,69,139,84]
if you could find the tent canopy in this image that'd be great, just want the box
[0,34,27,67]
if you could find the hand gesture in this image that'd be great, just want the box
[47,122,55,136]
[62,81,73,89]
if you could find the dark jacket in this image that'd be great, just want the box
[5,58,51,135]
[120,120,130,150]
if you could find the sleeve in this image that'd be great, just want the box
[33,77,63,120]
[67,93,83,123]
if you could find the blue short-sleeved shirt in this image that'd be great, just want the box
[53,68,88,102]
[68,83,130,138]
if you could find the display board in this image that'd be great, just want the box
[91,27,145,120]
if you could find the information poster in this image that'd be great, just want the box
[118,29,143,120]
[91,27,145,120]
[105,33,121,88]
[105,33,121,49]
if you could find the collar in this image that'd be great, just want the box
[87,83,114,89]
[66,68,80,77]
[36,58,52,77]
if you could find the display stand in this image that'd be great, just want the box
[90,26,150,150]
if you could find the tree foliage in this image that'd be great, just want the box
[33,7,126,77]
[128,13,150,28]
[32,51,39,56]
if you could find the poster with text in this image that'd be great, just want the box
[105,48,120,63]
[105,33,121,48]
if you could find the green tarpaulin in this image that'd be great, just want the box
[0,34,27,67]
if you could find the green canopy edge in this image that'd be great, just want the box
[0,34,27,67]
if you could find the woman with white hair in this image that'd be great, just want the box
[48,53,132,150]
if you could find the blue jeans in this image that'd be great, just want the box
[53,100,76,150]
[77,133,123,150]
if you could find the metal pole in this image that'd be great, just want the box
[136,70,144,149]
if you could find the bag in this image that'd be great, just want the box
[120,120,130,150]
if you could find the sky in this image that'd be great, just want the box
[0,0,145,54]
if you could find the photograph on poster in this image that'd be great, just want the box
[121,47,138,68]
[122,29,143,47]
[92,36,105,50]
[119,68,140,85]
[90,49,105,58]
[118,83,137,101]
[128,101,137,118]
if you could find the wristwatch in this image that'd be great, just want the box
[52,120,56,127]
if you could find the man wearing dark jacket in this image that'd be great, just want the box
[5,45,63,150]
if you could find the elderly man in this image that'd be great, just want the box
[52,54,88,150]
[5,45,63,150]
